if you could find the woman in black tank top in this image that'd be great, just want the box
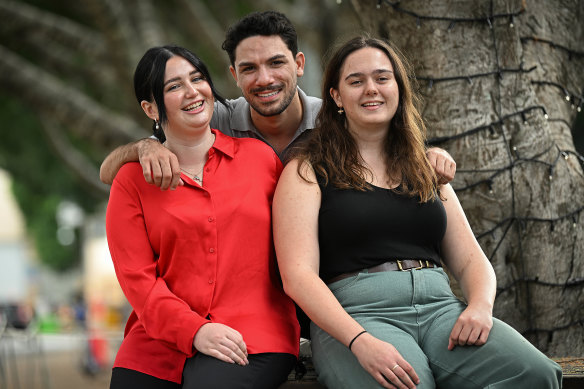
[273,36,561,389]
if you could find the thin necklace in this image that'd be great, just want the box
[180,166,204,184]
[165,133,215,185]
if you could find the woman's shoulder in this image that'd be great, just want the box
[114,162,146,186]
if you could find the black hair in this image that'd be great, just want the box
[133,45,226,141]
[222,11,298,66]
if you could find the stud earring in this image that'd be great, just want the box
[155,120,160,130]
[338,107,344,114]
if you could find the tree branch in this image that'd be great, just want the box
[0,0,106,54]
[0,45,146,145]
[135,0,167,48]
[40,117,110,199]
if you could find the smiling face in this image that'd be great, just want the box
[230,35,304,117]
[330,47,399,135]
[160,56,214,138]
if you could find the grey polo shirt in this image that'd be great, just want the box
[210,88,322,161]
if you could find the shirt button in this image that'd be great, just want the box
[208,217,214,222]
[208,279,214,284]
[205,167,210,172]
[203,192,209,197]
[209,248,215,253]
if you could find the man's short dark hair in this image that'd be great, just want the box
[222,11,298,66]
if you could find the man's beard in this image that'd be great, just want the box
[248,82,297,117]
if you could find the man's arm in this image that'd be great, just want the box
[99,138,182,190]
[426,147,456,185]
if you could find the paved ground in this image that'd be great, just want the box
[0,332,117,389]
[3,350,112,389]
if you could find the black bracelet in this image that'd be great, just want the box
[348,330,368,350]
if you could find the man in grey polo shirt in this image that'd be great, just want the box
[210,87,320,162]
[99,11,455,189]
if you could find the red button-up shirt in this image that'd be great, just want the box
[106,130,299,383]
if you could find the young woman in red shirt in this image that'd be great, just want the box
[106,45,299,389]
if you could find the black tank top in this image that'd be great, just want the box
[318,181,447,281]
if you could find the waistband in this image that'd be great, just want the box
[326,259,440,285]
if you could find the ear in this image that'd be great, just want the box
[295,52,306,78]
[141,100,159,121]
[330,87,342,107]
[229,65,238,84]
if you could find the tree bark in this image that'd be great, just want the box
[350,0,584,356]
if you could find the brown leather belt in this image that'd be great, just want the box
[326,260,439,285]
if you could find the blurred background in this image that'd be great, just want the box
[0,0,582,388]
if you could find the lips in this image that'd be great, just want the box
[182,101,203,111]
[251,84,284,100]
[362,101,383,107]
[257,90,280,98]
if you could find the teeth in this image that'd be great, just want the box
[184,101,203,111]
[258,90,279,97]
[363,102,382,106]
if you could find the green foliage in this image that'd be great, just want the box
[0,96,99,271]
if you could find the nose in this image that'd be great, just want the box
[365,78,378,95]
[185,82,199,97]
[256,66,274,86]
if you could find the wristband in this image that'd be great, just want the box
[348,330,367,350]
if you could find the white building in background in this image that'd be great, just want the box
[0,169,33,305]
[0,169,125,330]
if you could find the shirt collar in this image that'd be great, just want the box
[210,129,235,159]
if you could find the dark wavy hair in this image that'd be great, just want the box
[133,45,226,142]
[295,36,438,202]
[222,11,298,66]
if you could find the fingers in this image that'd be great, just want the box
[168,156,182,190]
[448,312,492,350]
[217,342,248,366]
[427,147,456,184]
[448,318,462,350]
[193,323,249,366]
[138,139,181,190]
[352,335,420,389]
[158,158,174,190]
[142,156,181,190]
[436,157,456,185]
[373,363,417,389]
[142,161,154,185]
[224,332,249,365]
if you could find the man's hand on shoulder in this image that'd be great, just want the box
[427,147,456,185]
[138,139,183,190]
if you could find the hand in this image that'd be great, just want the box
[137,139,183,190]
[193,323,249,365]
[427,147,456,185]
[351,332,420,389]
[448,304,493,350]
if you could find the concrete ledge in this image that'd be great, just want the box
[554,357,584,389]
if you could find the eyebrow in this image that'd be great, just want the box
[344,69,393,80]
[237,54,287,69]
[164,70,200,86]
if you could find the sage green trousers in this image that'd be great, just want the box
[311,268,562,389]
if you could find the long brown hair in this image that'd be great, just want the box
[295,36,437,202]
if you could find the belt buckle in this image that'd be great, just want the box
[397,260,405,271]
[413,260,424,270]
[413,260,430,270]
